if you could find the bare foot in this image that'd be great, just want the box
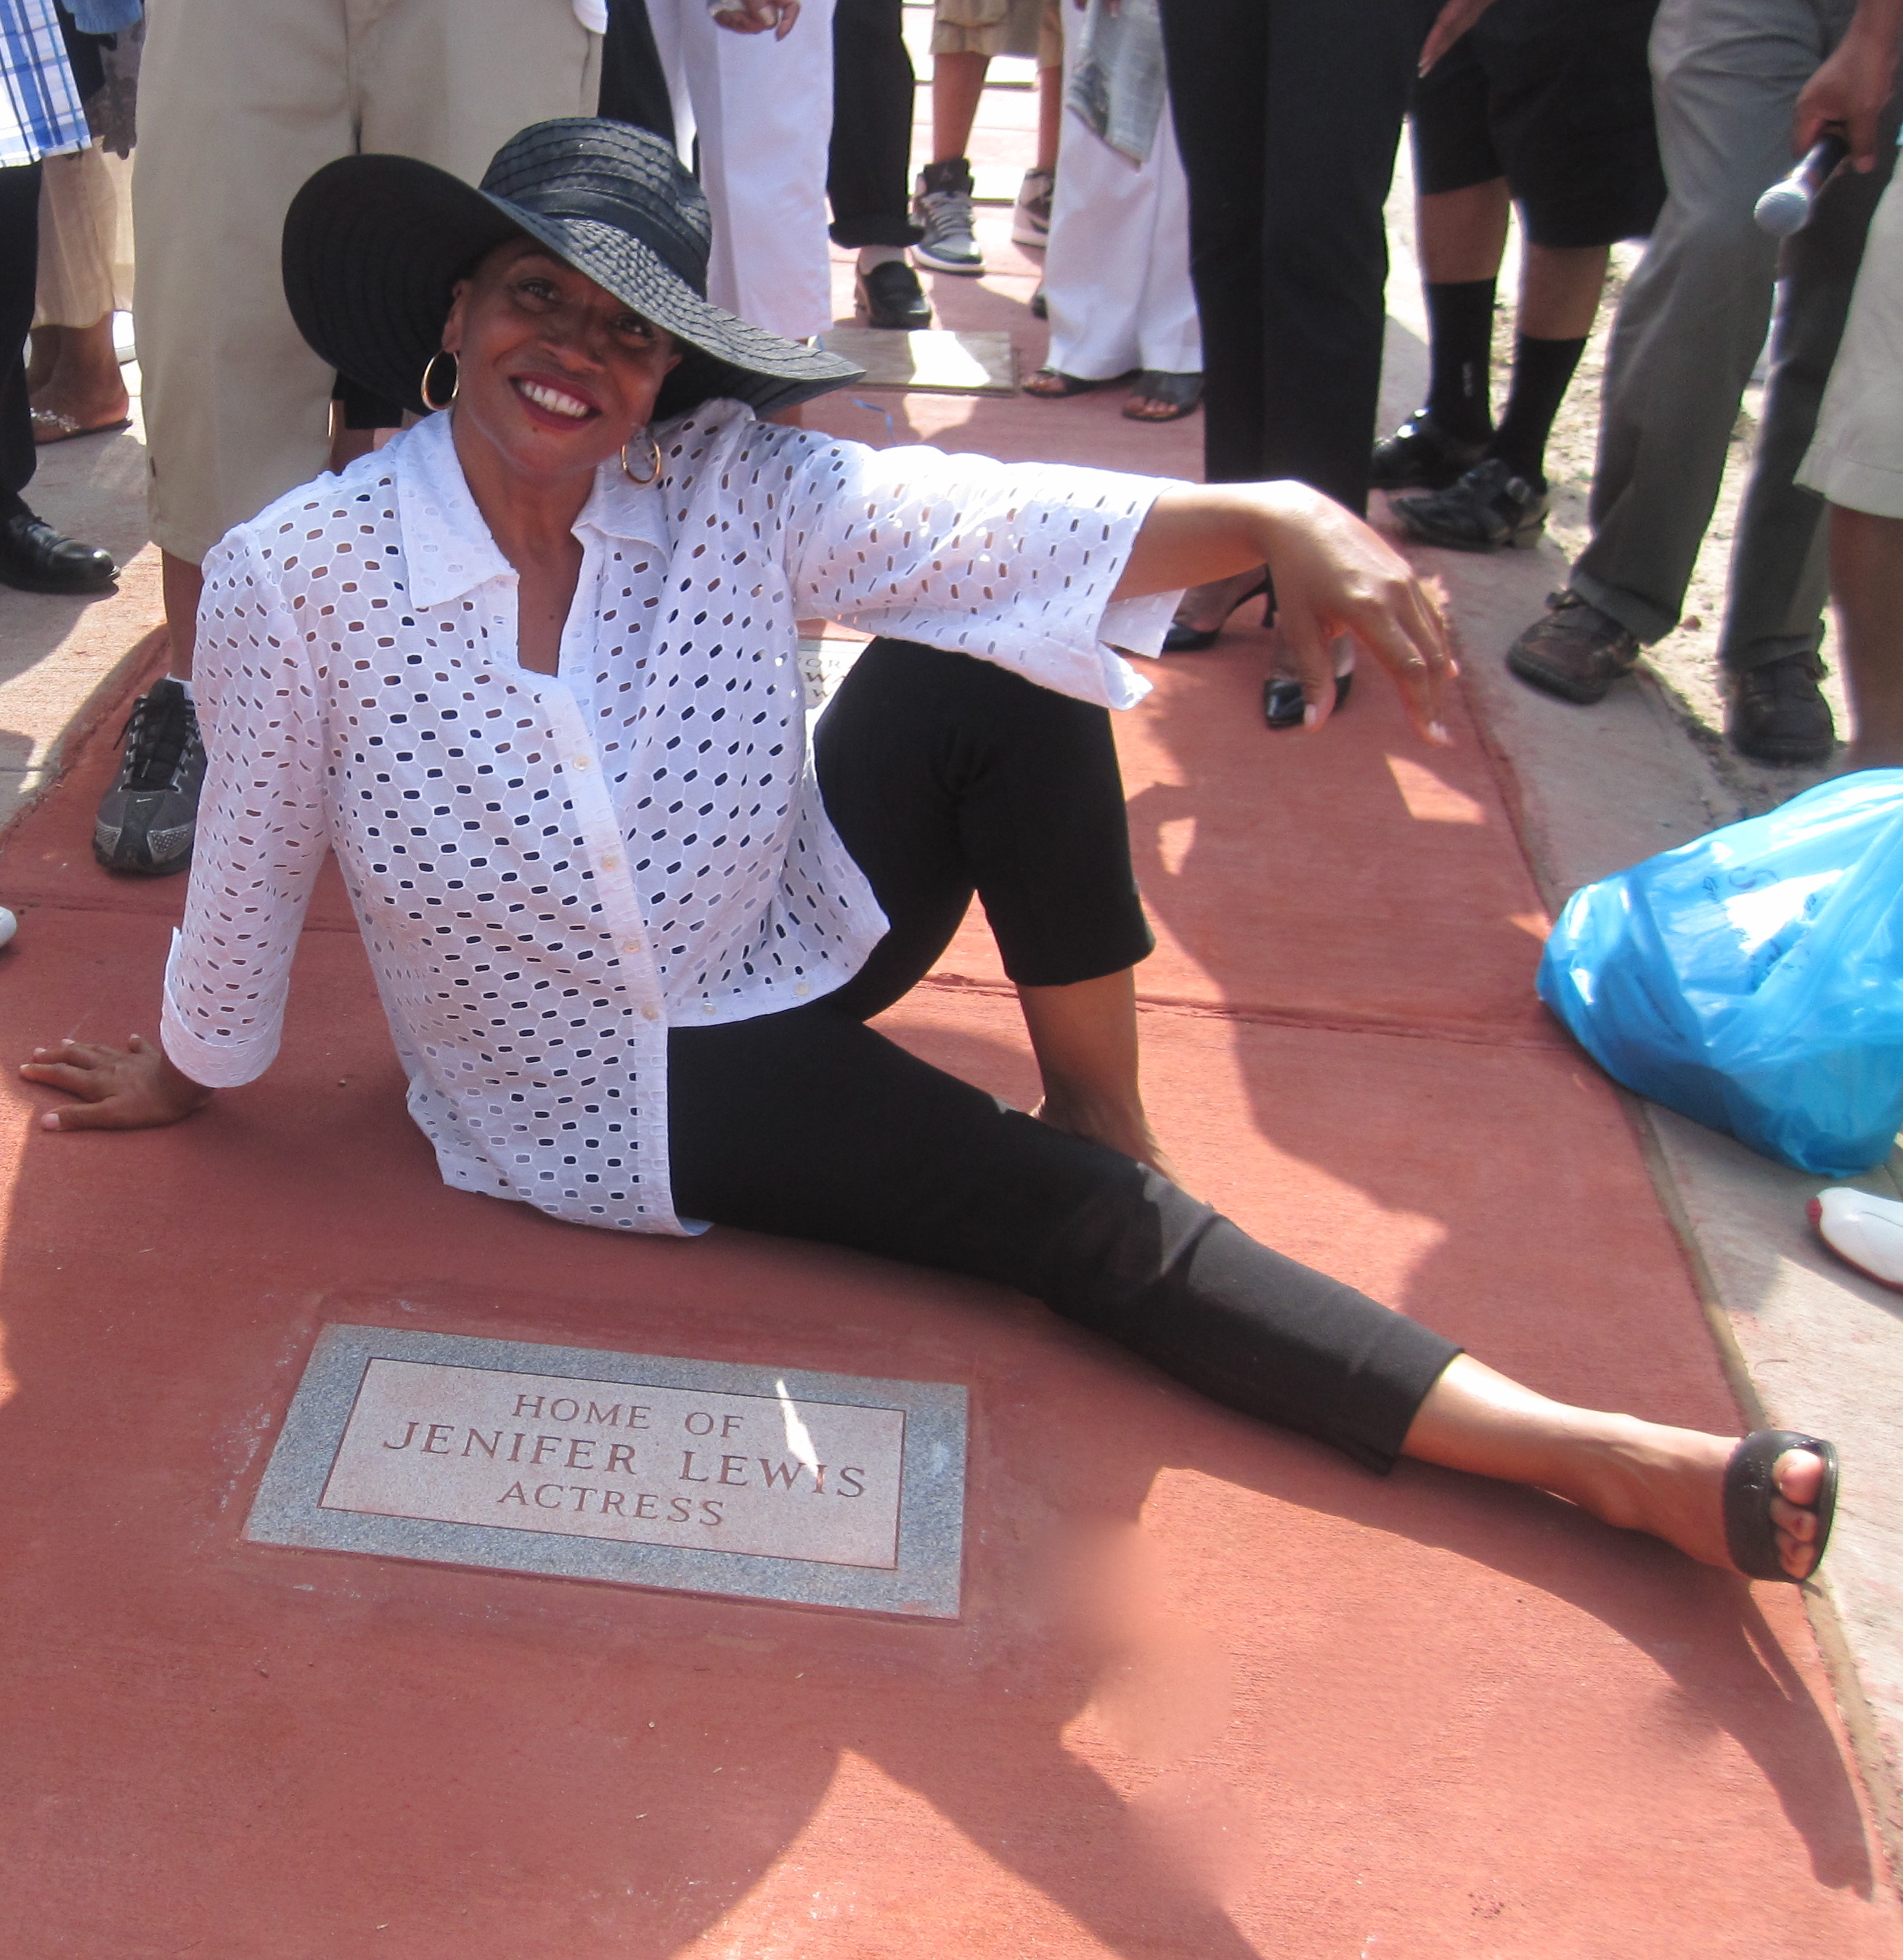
[1172,565,1271,637]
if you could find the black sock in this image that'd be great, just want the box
[1486,333,1587,488]
[1423,279,1496,444]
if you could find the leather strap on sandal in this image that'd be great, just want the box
[1722,1429,1838,1583]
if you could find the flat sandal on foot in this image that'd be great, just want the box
[30,408,133,446]
[1723,1429,1838,1583]
[1122,371,1202,421]
[1023,368,1106,399]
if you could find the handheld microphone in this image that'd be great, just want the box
[1755,133,1851,236]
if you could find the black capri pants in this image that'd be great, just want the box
[667,642,1459,1472]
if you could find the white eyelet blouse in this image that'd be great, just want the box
[160,403,1181,1234]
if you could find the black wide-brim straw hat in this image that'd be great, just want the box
[283,118,863,422]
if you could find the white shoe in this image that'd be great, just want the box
[1810,1185,1903,1288]
[1011,166,1053,247]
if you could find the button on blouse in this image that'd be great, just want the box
[160,403,1181,1234]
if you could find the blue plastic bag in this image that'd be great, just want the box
[1537,770,1903,1175]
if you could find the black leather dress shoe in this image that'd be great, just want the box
[855,260,932,330]
[1370,410,1487,492]
[0,509,117,595]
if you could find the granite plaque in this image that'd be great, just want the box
[246,1326,966,1617]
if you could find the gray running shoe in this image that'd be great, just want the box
[94,677,205,875]
[912,158,984,275]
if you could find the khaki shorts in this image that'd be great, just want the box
[932,0,1059,66]
[135,0,600,565]
[1800,166,1903,520]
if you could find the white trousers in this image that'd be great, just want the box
[645,0,838,341]
[1043,3,1199,380]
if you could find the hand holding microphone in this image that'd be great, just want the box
[1755,131,1851,235]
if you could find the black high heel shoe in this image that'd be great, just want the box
[1162,572,1274,653]
[1264,635,1356,730]
[1265,669,1353,729]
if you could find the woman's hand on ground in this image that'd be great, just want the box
[20,1034,213,1131]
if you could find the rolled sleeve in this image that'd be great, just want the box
[780,434,1187,707]
[160,532,332,1087]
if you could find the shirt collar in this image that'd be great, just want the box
[395,409,671,611]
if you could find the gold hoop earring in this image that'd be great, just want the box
[420,348,459,411]
[621,431,664,486]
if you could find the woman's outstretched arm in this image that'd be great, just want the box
[1114,481,1457,743]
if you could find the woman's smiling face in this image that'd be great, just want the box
[439,238,682,487]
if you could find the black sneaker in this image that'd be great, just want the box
[1391,457,1549,552]
[1371,411,1488,492]
[94,677,205,875]
[855,259,932,330]
[1727,650,1836,764]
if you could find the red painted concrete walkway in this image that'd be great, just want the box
[1,216,1899,1956]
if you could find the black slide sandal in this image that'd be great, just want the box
[1722,1429,1838,1582]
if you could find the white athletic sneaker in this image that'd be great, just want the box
[1810,1186,1903,1289]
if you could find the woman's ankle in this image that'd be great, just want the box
[1173,565,1269,632]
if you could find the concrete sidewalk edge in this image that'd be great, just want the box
[1438,548,1903,1892]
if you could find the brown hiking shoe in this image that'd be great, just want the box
[1727,650,1836,764]
[1507,591,1642,704]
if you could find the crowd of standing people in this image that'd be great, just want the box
[4,0,1899,875]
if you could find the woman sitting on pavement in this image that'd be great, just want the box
[21,120,1835,1588]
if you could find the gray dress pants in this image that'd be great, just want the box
[1570,0,1899,672]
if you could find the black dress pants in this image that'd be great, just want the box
[1158,0,1438,514]
[600,0,677,145]
[0,160,43,515]
[828,0,921,249]
[667,642,1460,1471]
